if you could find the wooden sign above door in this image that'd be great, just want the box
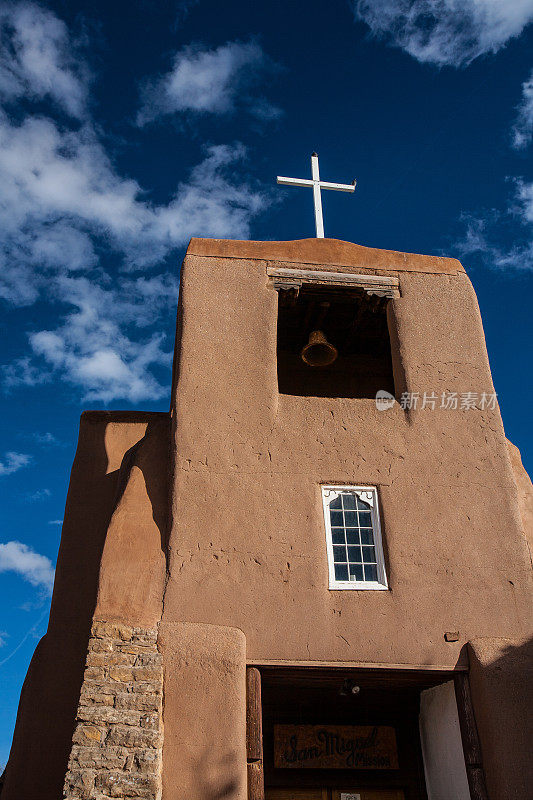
[274,725,399,770]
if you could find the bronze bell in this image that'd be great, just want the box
[301,330,338,367]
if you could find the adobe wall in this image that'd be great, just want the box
[158,622,247,800]
[468,636,533,800]
[164,238,532,668]
[3,239,531,800]
[507,439,533,558]
[1,411,169,800]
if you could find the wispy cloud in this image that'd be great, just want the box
[0,5,271,403]
[354,0,533,67]
[0,133,268,400]
[352,2,533,272]
[0,115,266,297]
[32,431,61,446]
[137,40,281,125]
[0,540,55,594]
[512,68,533,149]
[3,356,48,389]
[0,451,31,476]
[456,179,533,271]
[456,50,533,274]
[356,3,533,268]
[174,0,200,26]
[48,519,62,525]
[0,606,50,668]
[24,488,51,502]
[0,1,89,117]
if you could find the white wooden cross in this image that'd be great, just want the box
[277,152,356,238]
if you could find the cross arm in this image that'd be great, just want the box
[276,176,314,188]
[319,180,356,192]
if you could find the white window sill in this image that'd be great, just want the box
[329,581,389,591]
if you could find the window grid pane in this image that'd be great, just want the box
[329,492,379,583]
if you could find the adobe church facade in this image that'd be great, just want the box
[1,237,532,800]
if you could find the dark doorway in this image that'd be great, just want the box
[261,667,452,800]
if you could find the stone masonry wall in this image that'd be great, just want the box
[63,620,163,800]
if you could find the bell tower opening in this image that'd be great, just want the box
[276,285,396,399]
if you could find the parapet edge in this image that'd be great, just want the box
[185,237,465,275]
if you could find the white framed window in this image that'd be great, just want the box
[322,485,388,590]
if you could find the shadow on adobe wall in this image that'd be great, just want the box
[194,750,241,800]
[0,411,169,800]
[111,418,170,556]
[469,635,533,800]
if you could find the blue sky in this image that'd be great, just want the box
[0,0,532,767]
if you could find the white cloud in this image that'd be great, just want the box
[0,111,268,306]
[0,630,7,647]
[514,178,533,223]
[0,540,54,594]
[3,355,48,388]
[48,519,62,525]
[456,179,533,270]
[354,0,533,67]
[153,143,269,242]
[137,40,281,124]
[32,431,60,445]
[0,451,31,476]
[3,272,178,401]
[457,225,530,271]
[0,2,88,117]
[0,6,271,403]
[512,69,533,148]
[24,274,176,402]
[25,488,51,502]
[354,3,533,267]
[0,130,269,399]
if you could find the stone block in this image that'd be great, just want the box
[89,638,114,653]
[131,665,162,682]
[131,681,162,695]
[109,666,135,682]
[139,713,159,730]
[115,693,161,712]
[116,644,155,655]
[77,705,142,727]
[64,768,95,798]
[134,749,160,773]
[92,621,133,641]
[106,724,162,749]
[63,621,162,800]
[79,693,115,707]
[68,745,130,770]
[87,651,138,668]
[82,680,129,696]
[131,628,157,643]
[84,666,105,681]
[95,771,159,797]
[72,724,107,745]
[134,652,162,667]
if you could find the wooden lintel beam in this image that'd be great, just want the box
[267,266,400,298]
